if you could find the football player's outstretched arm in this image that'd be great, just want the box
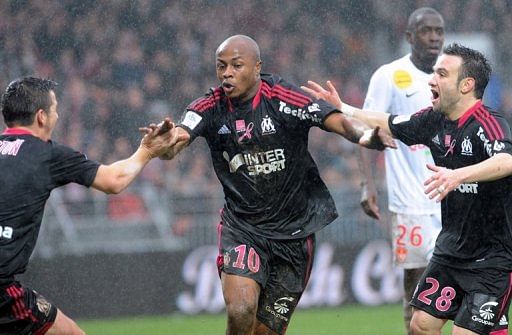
[92,119,179,194]
[301,80,392,134]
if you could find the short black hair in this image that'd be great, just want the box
[1,76,58,127]
[406,7,444,32]
[442,43,491,99]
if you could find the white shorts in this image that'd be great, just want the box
[391,212,441,269]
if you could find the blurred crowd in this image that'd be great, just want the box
[0,0,511,233]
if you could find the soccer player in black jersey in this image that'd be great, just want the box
[304,44,512,335]
[0,77,178,335]
[159,35,395,335]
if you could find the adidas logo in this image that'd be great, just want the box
[499,315,508,326]
[217,124,230,134]
[432,134,440,145]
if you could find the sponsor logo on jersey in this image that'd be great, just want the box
[223,149,286,176]
[493,141,505,152]
[0,139,24,156]
[456,183,478,194]
[477,127,494,157]
[217,124,230,134]
[0,226,13,239]
[432,134,441,145]
[391,114,411,124]
[181,111,202,130]
[461,136,473,156]
[278,101,321,123]
[261,115,276,135]
[393,70,412,89]
[471,301,498,326]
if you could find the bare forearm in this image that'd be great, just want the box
[340,103,391,134]
[341,116,365,143]
[92,147,152,194]
[358,146,376,186]
[456,153,512,183]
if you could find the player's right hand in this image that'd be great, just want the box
[301,80,342,109]
[359,127,397,151]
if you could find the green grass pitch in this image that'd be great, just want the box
[79,304,457,334]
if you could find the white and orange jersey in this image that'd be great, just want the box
[364,54,440,215]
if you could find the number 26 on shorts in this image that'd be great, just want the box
[397,224,423,247]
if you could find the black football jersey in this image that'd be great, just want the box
[0,129,100,278]
[178,74,340,239]
[389,102,512,269]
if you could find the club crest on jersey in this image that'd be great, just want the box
[461,136,473,156]
[261,115,276,135]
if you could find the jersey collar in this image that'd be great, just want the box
[227,80,263,112]
[2,127,33,135]
[457,100,482,128]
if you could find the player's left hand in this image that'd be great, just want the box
[359,127,397,151]
[424,163,460,202]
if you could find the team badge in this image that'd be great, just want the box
[223,252,231,267]
[461,136,473,156]
[261,115,276,135]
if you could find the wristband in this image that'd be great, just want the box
[341,103,358,117]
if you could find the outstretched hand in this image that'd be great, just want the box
[301,80,342,108]
[359,127,397,151]
[138,117,180,158]
[424,163,459,202]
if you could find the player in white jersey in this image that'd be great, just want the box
[358,7,444,334]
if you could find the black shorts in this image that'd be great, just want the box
[217,222,315,335]
[0,280,57,335]
[410,261,512,335]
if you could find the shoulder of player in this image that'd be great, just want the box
[186,87,225,113]
[260,73,312,108]
[466,104,509,141]
[373,55,421,79]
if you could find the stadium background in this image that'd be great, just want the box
[1,0,511,323]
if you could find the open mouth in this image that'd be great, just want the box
[431,89,439,102]
[222,82,235,94]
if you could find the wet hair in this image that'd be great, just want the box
[443,43,491,99]
[406,7,444,32]
[1,76,57,127]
